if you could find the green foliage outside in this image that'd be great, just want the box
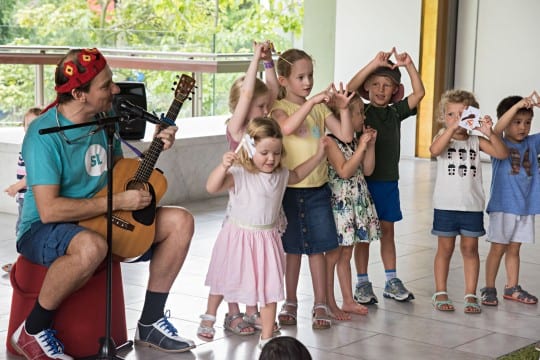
[498,344,539,360]
[0,0,304,124]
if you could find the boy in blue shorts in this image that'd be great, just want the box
[481,93,539,307]
[347,47,425,302]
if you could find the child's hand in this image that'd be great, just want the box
[364,126,377,145]
[358,131,372,147]
[392,48,413,67]
[222,151,237,170]
[253,41,265,61]
[311,87,332,105]
[330,82,354,110]
[373,48,396,68]
[317,136,329,157]
[476,115,494,136]
[521,91,540,108]
[260,40,275,62]
[4,185,17,197]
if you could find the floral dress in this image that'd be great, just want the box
[327,134,381,246]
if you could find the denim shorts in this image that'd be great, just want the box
[366,180,402,222]
[17,221,85,267]
[281,185,339,255]
[431,209,485,237]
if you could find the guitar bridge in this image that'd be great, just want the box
[112,215,135,231]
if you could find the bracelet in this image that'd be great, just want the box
[263,61,274,69]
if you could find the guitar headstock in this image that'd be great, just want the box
[173,74,196,104]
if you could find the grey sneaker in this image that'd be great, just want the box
[354,282,378,304]
[383,278,415,302]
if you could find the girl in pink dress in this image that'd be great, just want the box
[203,117,327,348]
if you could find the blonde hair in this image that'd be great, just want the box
[228,76,269,113]
[237,117,286,173]
[24,107,42,128]
[276,48,313,100]
[437,89,479,124]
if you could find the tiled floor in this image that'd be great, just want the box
[1,158,539,360]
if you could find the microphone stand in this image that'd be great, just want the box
[40,115,133,359]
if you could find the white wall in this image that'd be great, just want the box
[455,0,540,129]
[334,0,423,158]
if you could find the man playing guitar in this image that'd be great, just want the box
[11,48,195,359]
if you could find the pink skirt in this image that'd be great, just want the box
[204,220,285,306]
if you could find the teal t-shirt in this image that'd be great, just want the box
[364,98,416,181]
[17,107,123,240]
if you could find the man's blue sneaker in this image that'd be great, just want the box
[383,278,415,302]
[134,315,195,353]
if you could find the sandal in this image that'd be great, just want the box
[243,312,281,334]
[503,285,538,304]
[480,287,498,306]
[312,303,332,330]
[464,294,482,314]
[197,313,216,341]
[278,301,298,326]
[2,263,12,273]
[223,312,256,336]
[432,291,455,311]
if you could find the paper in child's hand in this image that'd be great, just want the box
[459,106,481,131]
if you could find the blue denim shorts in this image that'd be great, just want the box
[431,209,486,237]
[366,180,402,222]
[281,185,339,255]
[17,222,85,267]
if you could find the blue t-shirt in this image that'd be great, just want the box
[17,107,123,240]
[487,133,540,215]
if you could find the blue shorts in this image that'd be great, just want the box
[281,185,339,255]
[431,209,486,237]
[17,222,85,267]
[366,180,402,222]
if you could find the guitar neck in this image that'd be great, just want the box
[130,74,195,183]
[134,139,164,182]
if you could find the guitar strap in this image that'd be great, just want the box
[116,132,145,159]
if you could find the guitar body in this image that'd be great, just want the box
[79,74,195,261]
[80,158,168,260]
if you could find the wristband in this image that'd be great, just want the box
[263,61,274,69]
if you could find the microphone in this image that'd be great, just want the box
[115,98,160,125]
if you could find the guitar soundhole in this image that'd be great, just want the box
[131,182,157,226]
[127,180,148,191]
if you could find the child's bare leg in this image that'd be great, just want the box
[380,220,396,270]
[278,253,301,323]
[338,245,367,314]
[309,252,333,326]
[205,294,223,315]
[259,302,277,341]
[504,242,521,287]
[461,236,480,312]
[245,305,259,317]
[325,247,351,320]
[433,236,455,309]
[354,242,369,276]
[484,243,506,288]
[198,293,223,340]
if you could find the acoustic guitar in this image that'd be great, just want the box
[80,74,196,260]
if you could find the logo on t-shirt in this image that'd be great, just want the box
[85,144,108,176]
